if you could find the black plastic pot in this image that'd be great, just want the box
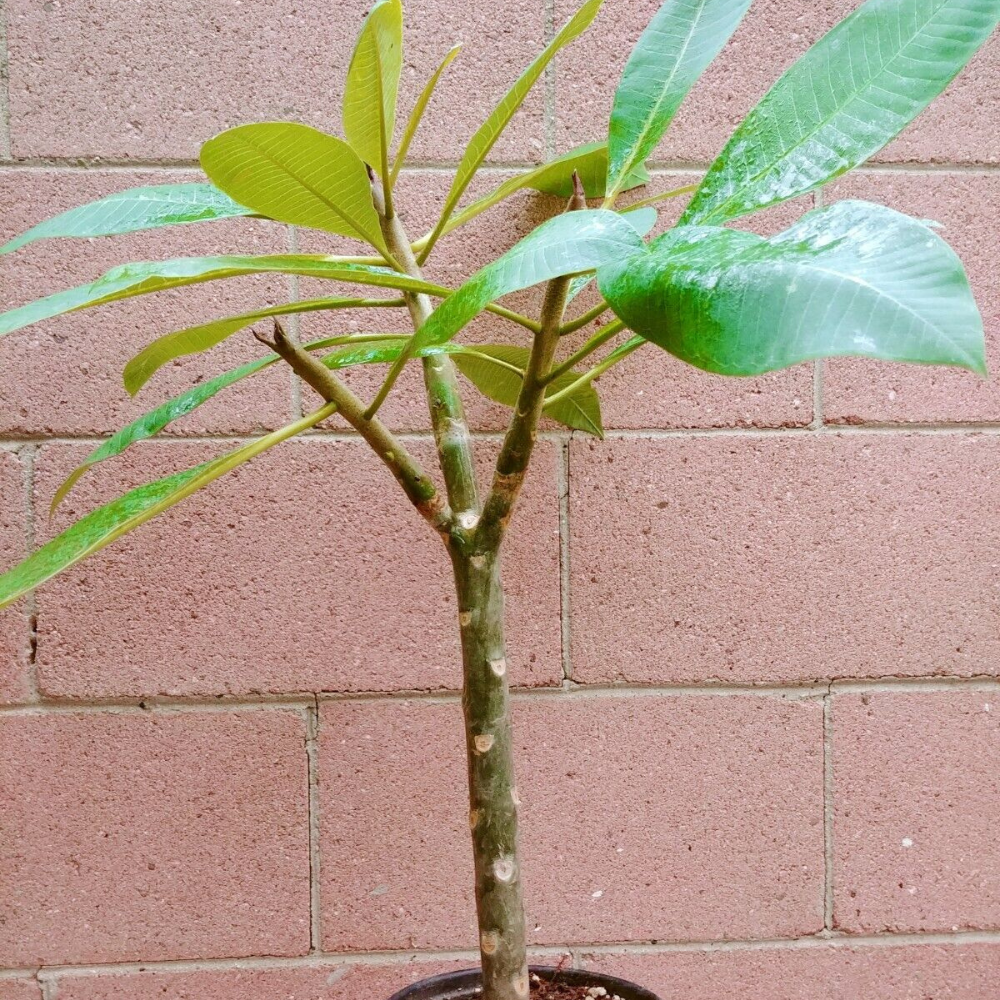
[388,966,661,1000]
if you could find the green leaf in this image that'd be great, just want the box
[123,295,405,395]
[682,0,1000,225]
[1,184,254,255]
[598,199,986,376]
[390,44,463,185]
[200,122,389,254]
[426,141,648,244]
[0,403,337,610]
[343,0,404,185]
[452,344,603,436]
[607,0,751,201]
[0,254,439,341]
[373,208,646,411]
[52,357,276,512]
[420,0,605,258]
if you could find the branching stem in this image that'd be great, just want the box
[544,318,625,384]
[558,300,610,337]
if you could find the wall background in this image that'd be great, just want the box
[1,0,999,997]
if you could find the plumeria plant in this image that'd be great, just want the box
[0,0,996,998]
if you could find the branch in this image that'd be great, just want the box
[258,321,453,536]
[476,173,588,552]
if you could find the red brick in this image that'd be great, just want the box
[555,0,1000,167]
[7,0,545,163]
[822,172,1000,425]
[0,169,291,436]
[318,695,823,950]
[0,710,310,965]
[570,434,1000,685]
[583,943,1000,999]
[833,692,1000,934]
[0,982,42,1000]
[32,437,561,698]
[0,450,31,703]
[55,962,466,1000]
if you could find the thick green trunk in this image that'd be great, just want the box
[451,547,530,1000]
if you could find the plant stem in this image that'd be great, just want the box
[544,318,625,384]
[451,546,528,1000]
[258,322,453,536]
[376,188,481,523]
[477,176,587,552]
[559,300,609,337]
[542,333,645,408]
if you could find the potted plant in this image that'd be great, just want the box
[0,0,995,997]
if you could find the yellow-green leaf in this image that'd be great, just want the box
[200,122,389,254]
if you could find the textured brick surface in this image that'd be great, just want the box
[55,961,466,1000]
[0,169,291,437]
[7,0,545,163]
[0,450,30,703]
[32,438,561,698]
[823,172,1000,425]
[555,0,1000,166]
[570,434,1000,685]
[319,696,823,950]
[583,944,1000,999]
[833,692,1000,934]
[0,982,42,1000]
[0,710,310,966]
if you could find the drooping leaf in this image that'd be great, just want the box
[682,0,1000,225]
[200,122,389,254]
[52,358,276,512]
[0,403,337,609]
[452,344,603,436]
[598,199,986,376]
[123,295,405,395]
[0,184,255,255]
[420,0,605,258]
[426,141,648,244]
[0,254,440,341]
[343,0,404,184]
[373,208,647,410]
[606,0,751,201]
[390,44,463,184]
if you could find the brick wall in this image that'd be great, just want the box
[1,1,999,997]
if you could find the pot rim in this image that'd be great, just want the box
[386,964,661,1000]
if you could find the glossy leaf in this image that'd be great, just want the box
[343,0,404,183]
[391,44,462,184]
[52,357,276,512]
[607,0,751,200]
[200,122,389,254]
[0,254,440,341]
[682,0,1000,225]
[374,208,646,409]
[1,184,254,255]
[123,295,405,395]
[421,0,604,258]
[0,404,337,610]
[598,199,986,376]
[429,141,648,243]
[452,344,603,436]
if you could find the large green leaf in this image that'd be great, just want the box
[200,122,389,254]
[123,295,405,395]
[390,44,463,184]
[606,0,751,201]
[1,184,254,255]
[452,344,603,436]
[420,0,605,259]
[598,199,986,376]
[343,0,404,184]
[0,254,439,341]
[0,403,337,610]
[423,141,648,245]
[682,0,1000,225]
[372,208,646,411]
